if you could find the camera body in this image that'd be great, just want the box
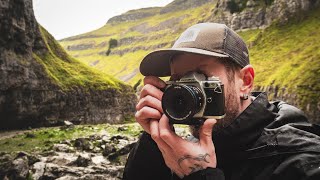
[162,72,225,125]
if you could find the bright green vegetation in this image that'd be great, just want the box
[238,8,320,108]
[35,26,126,90]
[0,123,142,153]
[60,3,319,111]
[59,3,213,86]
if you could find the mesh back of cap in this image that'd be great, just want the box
[224,28,249,67]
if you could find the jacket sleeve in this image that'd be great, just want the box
[123,132,172,180]
[272,153,320,180]
[182,168,225,180]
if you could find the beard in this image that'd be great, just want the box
[190,82,240,138]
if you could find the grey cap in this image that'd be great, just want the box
[140,23,249,77]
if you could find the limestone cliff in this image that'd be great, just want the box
[208,0,320,30]
[0,0,136,129]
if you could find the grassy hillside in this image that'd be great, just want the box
[59,3,214,85]
[59,2,319,116]
[238,8,320,109]
[35,26,125,91]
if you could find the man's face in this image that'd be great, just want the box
[170,53,242,134]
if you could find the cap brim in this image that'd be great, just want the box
[140,48,229,77]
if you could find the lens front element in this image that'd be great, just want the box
[162,84,204,121]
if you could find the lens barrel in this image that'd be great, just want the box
[162,84,204,121]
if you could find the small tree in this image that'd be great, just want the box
[109,38,118,48]
[106,38,118,56]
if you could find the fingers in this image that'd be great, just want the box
[140,84,163,100]
[149,119,171,152]
[141,76,165,100]
[136,95,163,113]
[158,115,182,148]
[135,76,165,134]
[135,107,162,133]
[144,76,166,88]
[199,119,217,146]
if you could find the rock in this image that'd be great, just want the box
[46,152,77,165]
[103,144,117,156]
[60,121,75,130]
[16,151,41,165]
[107,7,161,23]
[117,126,127,132]
[8,156,30,179]
[91,155,110,165]
[60,140,72,146]
[71,154,92,167]
[74,138,93,151]
[107,142,136,162]
[110,135,129,141]
[31,162,46,180]
[0,0,137,130]
[52,144,75,153]
[208,0,320,31]
[160,0,214,14]
[0,154,14,178]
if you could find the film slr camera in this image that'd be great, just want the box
[162,72,225,125]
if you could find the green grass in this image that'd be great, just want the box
[59,3,213,85]
[0,123,142,153]
[59,3,319,112]
[36,26,127,91]
[238,8,320,108]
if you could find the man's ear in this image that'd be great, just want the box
[239,65,254,95]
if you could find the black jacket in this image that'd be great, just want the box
[123,93,320,180]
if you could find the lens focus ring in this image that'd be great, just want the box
[162,84,204,121]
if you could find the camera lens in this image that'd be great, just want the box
[162,84,204,121]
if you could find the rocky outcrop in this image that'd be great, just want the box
[0,0,136,129]
[107,7,161,23]
[207,0,320,31]
[0,134,138,180]
[0,123,190,180]
[106,0,215,23]
[160,0,215,14]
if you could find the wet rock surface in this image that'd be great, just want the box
[0,123,191,179]
[0,133,139,180]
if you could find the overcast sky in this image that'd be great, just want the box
[33,0,173,40]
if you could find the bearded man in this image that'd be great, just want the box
[123,23,320,180]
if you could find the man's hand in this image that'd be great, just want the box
[150,115,217,178]
[135,76,166,134]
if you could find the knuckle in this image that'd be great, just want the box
[143,95,152,104]
[151,132,159,141]
[160,130,170,139]
[143,76,152,85]
[138,107,147,117]
[134,111,141,120]
[141,84,152,94]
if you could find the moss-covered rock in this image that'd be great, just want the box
[0,0,136,129]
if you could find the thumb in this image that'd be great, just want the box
[199,119,217,146]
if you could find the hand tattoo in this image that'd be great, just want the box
[177,153,210,173]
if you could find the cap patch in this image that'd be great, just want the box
[173,28,200,47]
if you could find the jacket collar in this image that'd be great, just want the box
[213,92,277,166]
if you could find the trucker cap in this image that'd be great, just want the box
[139,23,250,77]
